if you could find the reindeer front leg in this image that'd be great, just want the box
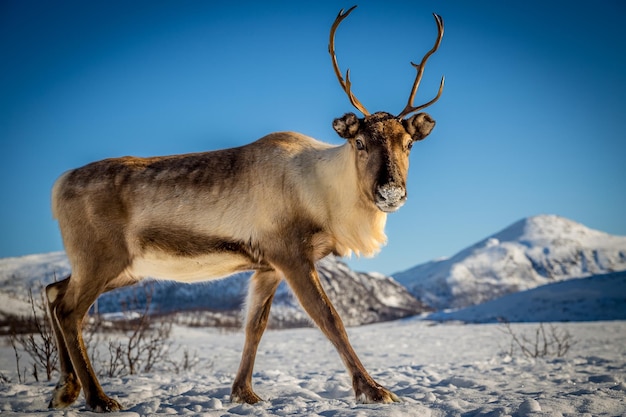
[278,260,399,404]
[231,269,282,404]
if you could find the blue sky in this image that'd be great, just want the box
[1,0,625,275]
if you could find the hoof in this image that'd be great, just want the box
[356,386,400,404]
[231,385,263,404]
[354,375,400,404]
[48,374,81,409]
[87,395,123,413]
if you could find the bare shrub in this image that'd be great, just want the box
[9,335,25,383]
[84,284,195,378]
[167,347,203,375]
[8,280,198,383]
[0,370,10,384]
[175,310,242,329]
[9,287,58,382]
[499,320,575,358]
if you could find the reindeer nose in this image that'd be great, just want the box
[375,184,407,212]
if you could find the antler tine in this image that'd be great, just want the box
[329,5,370,116]
[397,13,445,119]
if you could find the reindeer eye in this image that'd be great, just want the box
[407,141,414,151]
[355,139,365,151]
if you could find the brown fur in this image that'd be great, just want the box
[47,113,436,411]
[46,6,444,410]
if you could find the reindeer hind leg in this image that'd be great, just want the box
[54,272,124,412]
[47,277,82,408]
[48,249,131,412]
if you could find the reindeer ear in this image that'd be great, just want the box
[332,112,360,139]
[403,113,436,141]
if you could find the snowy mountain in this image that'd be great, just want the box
[394,214,626,310]
[0,253,426,327]
[428,270,626,323]
[3,214,624,327]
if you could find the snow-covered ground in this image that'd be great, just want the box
[2,214,625,415]
[2,319,625,416]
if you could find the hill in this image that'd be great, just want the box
[427,270,626,323]
[394,214,626,310]
[0,253,426,328]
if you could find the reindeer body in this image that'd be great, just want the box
[52,132,386,288]
[46,6,444,412]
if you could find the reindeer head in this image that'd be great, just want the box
[329,6,444,213]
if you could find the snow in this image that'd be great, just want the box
[2,214,626,415]
[1,320,625,416]
[428,272,626,323]
[429,270,626,323]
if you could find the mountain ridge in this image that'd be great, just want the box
[2,214,624,326]
[0,253,426,327]
[393,214,626,310]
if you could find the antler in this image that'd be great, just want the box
[397,13,445,119]
[329,6,370,116]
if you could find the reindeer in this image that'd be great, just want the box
[45,6,444,412]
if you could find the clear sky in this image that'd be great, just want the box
[1,0,625,276]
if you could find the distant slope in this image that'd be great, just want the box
[394,215,626,310]
[0,253,427,327]
[273,257,428,326]
[4,214,624,326]
[427,270,626,323]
